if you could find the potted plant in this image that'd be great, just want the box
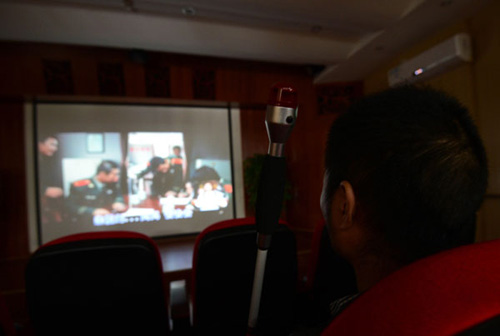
[243,154,291,217]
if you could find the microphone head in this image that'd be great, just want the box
[268,83,298,109]
[265,83,298,157]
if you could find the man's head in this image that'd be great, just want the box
[38,135,58,157]
[173,146,181,156]
[96,160,120,184]
[321,85,488,266]
[149,156,169,173]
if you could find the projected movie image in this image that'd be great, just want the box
[62,133,126,226]
[126,132,232,225]
[34,103,239,244]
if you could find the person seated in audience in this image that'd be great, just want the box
[318,85,488,327]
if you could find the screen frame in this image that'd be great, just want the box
[25,96,245,251]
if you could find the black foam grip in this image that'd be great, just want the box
[255,155,286,235]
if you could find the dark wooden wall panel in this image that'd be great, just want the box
[72,58,98,96]
[0,99,31,323]
[124,61,147,97]
[170,65,193,100]
[216,66,251,102]
[0,100,30,258]
[239,108,268,161]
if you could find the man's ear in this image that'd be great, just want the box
[332,181,356,229]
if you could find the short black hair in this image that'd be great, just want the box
[96,160,119,175]
[324,85,488,263]
[38,134,57,143]
[173,146,181,151]
[149,156,165,172]
[191,166,220,183]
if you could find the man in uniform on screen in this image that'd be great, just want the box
[67,160,127,222]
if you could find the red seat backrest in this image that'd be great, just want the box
[191,217,287,313]
[322,239,500,336]
[191,217,297,335]
[26,230,170,335]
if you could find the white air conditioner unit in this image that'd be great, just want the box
[388,33,472,87]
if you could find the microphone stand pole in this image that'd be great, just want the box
[247,84,298,335]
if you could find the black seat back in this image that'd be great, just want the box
[26,231,170,336]
[192,218,297,336]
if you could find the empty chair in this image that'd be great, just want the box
[25,231,170,336]
[191,217,298,336]
[322,239,500,336]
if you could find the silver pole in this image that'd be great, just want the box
[248,249,269,329]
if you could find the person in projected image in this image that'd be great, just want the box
[166,145,187,193]
[137,156,173,198]
[190,166,230,212]
[192,180,229,211]
[38,134,64,224]
[67,160,127,221]
[137,149,188,198]
[177,181,195,199]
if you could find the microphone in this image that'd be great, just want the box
[248,83,298,333]
[265,84,298,157]
[256,83,298,247]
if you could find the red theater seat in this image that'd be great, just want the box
[322,239,500,336]
[25,231,170,336]
[191,217,297,336]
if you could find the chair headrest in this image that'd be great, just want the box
[323,239,500,336]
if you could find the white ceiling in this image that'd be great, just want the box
[0,0,491,83]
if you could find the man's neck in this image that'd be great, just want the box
[94,177,104,188]
[352,255,402,292]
